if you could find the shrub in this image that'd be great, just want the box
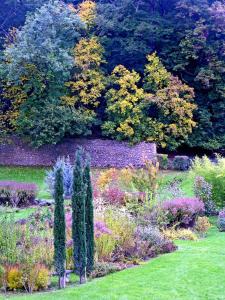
[190,156,225,208]
[157,178,184,202]
[118,168,134,190]
[0,181,37,207]
[94,220,115,261]
[0,212,21,265]
[96,169,118,191]
[194,216,211,237]
[161,198,204,228]
[135,225,165,247]
[45,156,73,198]
[91,262,124,278]
[7,265,23,290]
[125,192,147,216]
[157,154,169,170]
[34,265,50,291]
[163,228,198,241]
[66,244,73,270]
[173,156,191,171]
[130,160,159,201]
[134,224,178,257]
[95,208,135,261]
[194,176,217,215]
[104,208,135,251]
[217,209,225,232]
[101,187,126,206]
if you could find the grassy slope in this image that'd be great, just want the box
[2,220,224,300]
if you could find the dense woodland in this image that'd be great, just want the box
[0,0,224,151]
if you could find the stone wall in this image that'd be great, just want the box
[0,138,157,168]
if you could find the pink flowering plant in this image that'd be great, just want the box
[95,221,112,238]
[161,198,205,228]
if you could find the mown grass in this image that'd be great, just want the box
[0,166,50,199]
[2,218,224,300]
[0,166,194,200]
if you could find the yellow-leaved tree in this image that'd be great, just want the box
[102,65,145,141]
[63,36,106,131]
[77,0,96,31]
[102,53,197,150]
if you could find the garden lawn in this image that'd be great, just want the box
[0,167,194,200]
[0,166,50,199]
[4,219,225,300]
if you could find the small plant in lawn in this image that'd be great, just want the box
[217,209,225,232]
[53,168,66,289]
[194,216,211,237]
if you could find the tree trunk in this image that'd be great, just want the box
[59,275,66,289]
[80,273,87,284]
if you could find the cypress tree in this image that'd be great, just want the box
[53,168,66,289]
[84,159,94,274]
[72,149,87,284]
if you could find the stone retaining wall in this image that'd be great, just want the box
[0,137,157,168]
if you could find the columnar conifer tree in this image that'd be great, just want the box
[83,159,94,274]
[53,168,66,289]
[72,149,87,284]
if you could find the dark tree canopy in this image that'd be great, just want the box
[0,0,224,151]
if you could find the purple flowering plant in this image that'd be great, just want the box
[162,197,205,227]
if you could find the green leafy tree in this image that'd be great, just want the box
[72,148,87,284]
[1,0,84,146]
[83,159,94,274]
[53,168,66,289]
[96,0,225,151]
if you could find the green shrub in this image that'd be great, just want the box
[91,262,123,278]
[0,211,20,265]
[157,154,169,170]
[173,156,191,171]
[190,156,225,208]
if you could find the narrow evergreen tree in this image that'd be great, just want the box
[84,159,94,274]
[53,168,66,289]
[72,149,87,284]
